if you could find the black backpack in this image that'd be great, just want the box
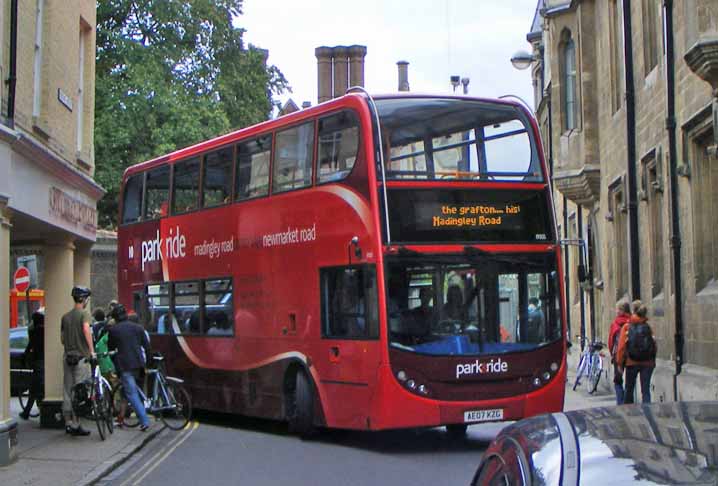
[627,323,656,361]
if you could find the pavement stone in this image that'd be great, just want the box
[0,398,162,486]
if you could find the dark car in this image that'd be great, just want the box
[10,326,31,396]
[472,401,718,486]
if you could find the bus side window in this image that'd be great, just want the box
[204,279,233,336]
[317,111,359,183]
[146,283,171,334]
[122,174,144,224]
[273,122,314,193]
[320,266,378,340]
[144,166,170,220]
[236,135,271,200]
[203,147,233,207]
[175,281,201,334]
[173,157,201,214]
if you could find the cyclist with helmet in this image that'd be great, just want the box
[61,286,95,436]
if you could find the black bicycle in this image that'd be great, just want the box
[70,352,116,440]
[113,353,192,431]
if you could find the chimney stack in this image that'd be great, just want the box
[315,45,367,103]
[397,61,410,91]
[315,46,333,104]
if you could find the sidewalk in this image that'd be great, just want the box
[0,399,162,486]
[563,352,617,412]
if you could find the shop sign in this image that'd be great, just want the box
[49,186,97,232]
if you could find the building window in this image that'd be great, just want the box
[561,31,579,131]
[642,0,659,75]
[608,177,629,299]
[642,149,664,296]
[691,128,718,291]
[77,21,91,154]
[273,122,315,193]
[609,0,624,113]
[32,0,45,118]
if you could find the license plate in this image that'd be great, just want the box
[464,408,504,423]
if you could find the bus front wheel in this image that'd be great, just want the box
[288,370,315,438]
[446,423,468,439]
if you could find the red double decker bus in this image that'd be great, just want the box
[117,92,566,435]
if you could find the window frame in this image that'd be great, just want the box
[271,120,317,195]
[316,109,362,185]
[202,144,236,209]
[561,31,579,132]
[320,264,379,341]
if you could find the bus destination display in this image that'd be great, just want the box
[386,189,552,243]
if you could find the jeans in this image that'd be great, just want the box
[624,365,654,404]
[120,371,150,427]
[613,364,624,405]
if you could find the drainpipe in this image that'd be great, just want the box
[7,0,18,126]
[578,206,586,344]
[663,0,683,400]
[623,0,641,300]
[587,220,596,342]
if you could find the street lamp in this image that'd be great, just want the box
[510,50,536,70]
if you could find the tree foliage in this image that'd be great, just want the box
[95,0,289,227]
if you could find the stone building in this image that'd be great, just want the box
[0,0,101,463]
[524,0,717,402]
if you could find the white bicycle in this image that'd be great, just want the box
[572,339,605,394]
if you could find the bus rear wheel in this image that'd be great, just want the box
[287,370,314,438]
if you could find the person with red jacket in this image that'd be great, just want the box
[617,301,657,404]
[608,301,631,405]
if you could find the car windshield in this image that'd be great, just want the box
[386,252,560,356]
[374,97,542,182]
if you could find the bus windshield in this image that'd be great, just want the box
[374,97,541,182]
[386,252,560,356]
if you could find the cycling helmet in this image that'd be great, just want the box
[71,286,92,303]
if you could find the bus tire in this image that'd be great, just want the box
[288,370,315,438]
[446,424,468,439]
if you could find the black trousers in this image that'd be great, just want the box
[624,365,654,404]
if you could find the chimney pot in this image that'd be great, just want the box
[397,60,410,92]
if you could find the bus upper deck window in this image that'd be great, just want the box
[173,158,201,214]
[236,135,271,201]
[144,166,170,221]
[318,111,359,183]
[122,174,143,224]
[203,147,233,207]
[273,122,315,193]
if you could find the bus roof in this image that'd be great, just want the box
[122,92,528,180]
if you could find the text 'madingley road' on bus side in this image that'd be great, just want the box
[117,92,566,434]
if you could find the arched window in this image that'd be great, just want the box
[561,32,579,131]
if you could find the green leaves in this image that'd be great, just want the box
[95,0,289,228]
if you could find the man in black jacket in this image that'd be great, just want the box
[108,304,151,430]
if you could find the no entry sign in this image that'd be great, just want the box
[14,267,31,293]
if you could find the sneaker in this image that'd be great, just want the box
[114,418,124,427]
[65,426,74,434]
[139,424,149,432]
[71,426,91,437]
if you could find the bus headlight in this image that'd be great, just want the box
[397,370,408,382]
[406,379,417,389]
[550,362,559,372]
[533,377,542,387]
[418,384,429,395]
[542,371,551,381]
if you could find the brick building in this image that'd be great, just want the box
[524,0,717,402]
[0,0,101,463]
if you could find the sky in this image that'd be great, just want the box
[239,0,539,111]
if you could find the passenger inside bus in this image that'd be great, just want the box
[443,284,466,322]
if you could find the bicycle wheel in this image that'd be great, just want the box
[587,356,602,394]
[100,381,114,435]
[572,355,586,391]
[17,389,40,418]
[159,382,192,431]
[112,384,140,428]
[93,386,108,441]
